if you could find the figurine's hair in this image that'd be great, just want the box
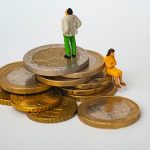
[67,8,73,15]
[106,48,115,56]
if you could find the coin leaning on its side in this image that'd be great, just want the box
[62,50,105,78]
[23,44,89,76]
[0,87,11,106]
[36,75,92,87]
[26,96,78,123]
[78,96,140,129]
[10,87,62,113]
[0,62,51,94]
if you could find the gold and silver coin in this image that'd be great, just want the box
[78,96,140,129]
[63,50,104,78]
[37,75,91,87]
[0,87,11,106]
[66,83,117,102]
[10,87,62,113]
[26,96,77,123]
[75,75,112,90]
[23,44,89,76]
[0,62,51,94]
[61,83,109,96]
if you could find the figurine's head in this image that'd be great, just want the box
[107,49,115,56]
[65,8,73,16]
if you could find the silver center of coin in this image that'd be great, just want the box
[88,102,130,120]
[7,68,37,86]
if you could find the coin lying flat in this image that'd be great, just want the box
[75,75,112,90]
[26,96,77,123]
[0,62,51,94]
[10,87,62,113]
[66,83,117,102]
[23,44,89,76]
[0,88,11,106]
[61,83,109,96]
[78,96,140,129]
[37,75,91,87]
[62,50,104,78]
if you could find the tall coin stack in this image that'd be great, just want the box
[0,44,117,124]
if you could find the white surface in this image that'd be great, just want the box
[0,0,150,150]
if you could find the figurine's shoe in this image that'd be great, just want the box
[64,55,71,59]
[120,82,126,86]
[72,54,76,58]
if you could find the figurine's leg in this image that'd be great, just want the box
[70,36,76,57]
[64,36,71,57]
[119,76,126,86]
[114,77,121,88]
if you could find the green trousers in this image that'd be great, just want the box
[64,35,76,56]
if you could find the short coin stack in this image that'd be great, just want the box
[0,44,140,128]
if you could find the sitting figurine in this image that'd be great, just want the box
[61,8,82,59]
[104,49,126,88]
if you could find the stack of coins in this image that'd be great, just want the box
[0,44,140,128]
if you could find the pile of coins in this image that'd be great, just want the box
[0,44,140,128]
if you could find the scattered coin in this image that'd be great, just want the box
[10,87,62,113]
[78,96,140,129]
[36,75,91,87]
[26,96,77,123]
[0,62,51,94]
[63,50,104,78]
[23,44,89,76]
[0,87,11,106]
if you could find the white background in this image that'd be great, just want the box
[0,0,150,150]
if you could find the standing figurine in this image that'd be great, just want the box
[104,49,126,88]
[62,8,82,59]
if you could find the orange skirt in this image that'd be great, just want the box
[105,67,122,78]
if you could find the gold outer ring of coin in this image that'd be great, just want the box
[62,50,105,78]
[36,75,92,87]
[10,87,62,113]
[23,44,89,76]
[75,75,112,90]
[26,96,78,123]
[78,96,140,129]
[0,62,51,94]
[0,88,11,106]
[61,83,109,96]
[65,83,117,102]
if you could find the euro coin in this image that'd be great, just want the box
[61,84,109,96]
[78,96,140,129]
[37,75,91,87]
[75,75,112,90]
[0,62,51,94]
[0,87,11,106]
[23,44,89,76]
[26,96,77,123]
[10,87,62,113]
[66,83,117,102]
[63,50,104,78]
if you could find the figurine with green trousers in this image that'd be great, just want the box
[62,8,82,59]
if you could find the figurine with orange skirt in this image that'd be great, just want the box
[104,49,126,88]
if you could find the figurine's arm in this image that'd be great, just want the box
[62,19,69,34]
[75,16,82,28]
[104,58,116,69]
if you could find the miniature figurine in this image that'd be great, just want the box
[62,8,82,59]
[104,49,126,88]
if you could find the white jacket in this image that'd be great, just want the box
[62,15,82,36]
